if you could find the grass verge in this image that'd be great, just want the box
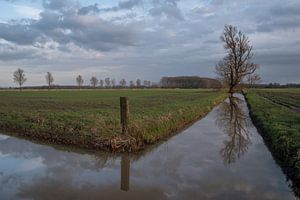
[245,90,300,196]
[0,89,227,152]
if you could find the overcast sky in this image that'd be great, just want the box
[0,0,299,87]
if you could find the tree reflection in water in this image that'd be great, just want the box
[216,95,251,164]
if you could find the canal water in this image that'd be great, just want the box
[0,94,297,200]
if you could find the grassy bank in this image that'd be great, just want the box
[0,89,227,152]
[245,89,300,195]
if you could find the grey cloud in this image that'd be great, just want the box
[108,0,143,11]
[0,44,38,61]
[0,22,43,45]
[119,0,142,9]
[257,17,300,32]
[256,50,300,66]
[78,0,142,15]
[78,4,100,15]
[254,1,300,32]
[270,1,300,16]
[109,13,138,22]
[149,0,184,20]
[0,9,140,52]
[2,0,72,11]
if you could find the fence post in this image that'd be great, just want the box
[120,97,129,134]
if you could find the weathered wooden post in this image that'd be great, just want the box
[120,97,129,134]
[120,155,130,191]
[120,98,130,191]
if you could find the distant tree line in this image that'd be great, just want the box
[160,76,222,89]
[251,83,300,88]
[4,68,298,91]
[9,68,156,90]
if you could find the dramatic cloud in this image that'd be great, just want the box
[149,0,184,20]
[78,0,142,15]
[0,0,299,87]
[78,4,100,15]
[0,43,39,61]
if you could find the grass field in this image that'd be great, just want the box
[245,88,300,195]
[0,89,227,152]
[254,89,300,111]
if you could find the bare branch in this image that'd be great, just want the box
[45,72,54,90]
[76,75,84,89]
[215,25,259,93]
[13,68,27,91]
[90,76,99,88]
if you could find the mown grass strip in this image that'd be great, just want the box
[245,90,300,196]
[254,89,300,111]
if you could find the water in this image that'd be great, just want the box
[0,94,297,200]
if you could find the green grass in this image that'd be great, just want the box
[245,89,300,195]
[0,89,227,151]
[254,88,300,109]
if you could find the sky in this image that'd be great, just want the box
[0,0,299,87]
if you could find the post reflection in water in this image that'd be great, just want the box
[120,155,130,191]
[216,95,251,164]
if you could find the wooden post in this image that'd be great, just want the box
[120,155,130,191]
[120,97,129,134]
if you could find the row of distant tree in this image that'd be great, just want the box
[8,68,299,91]
[254,83,300,88]
[161,76,222,88]
[77,75,153,88]
[12,68,157,90]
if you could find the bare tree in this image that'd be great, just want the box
[143,80,148,87]
[105,77,111,88]
[136,79,141,88]
[119,79,127,87]
[90,76,98,88]
[99,79,104,88]
[45,72,54,90]
[151,82,159,88]
[129,80,135,88]
[216,25,259,93]
[13,68,27,91]
[246,73,261,88]
[76,75,84,89]
[111,78,116,88]
[143,80,151,88]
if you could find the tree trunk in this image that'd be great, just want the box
[229,85,234,94]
